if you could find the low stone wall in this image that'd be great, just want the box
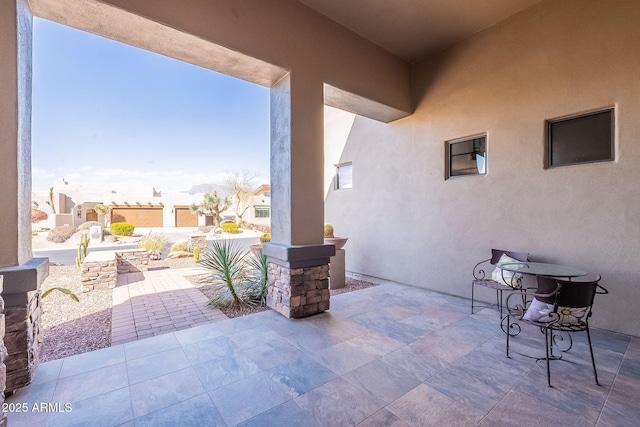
[81,252,117,291]
[81,249,149,292]
[116,249,150,274]
[188,234,207,256]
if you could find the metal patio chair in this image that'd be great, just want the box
[504,274,608,387]
[471,249,529,317]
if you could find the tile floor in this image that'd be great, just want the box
[7,280,640,426]
[111,268,227,345]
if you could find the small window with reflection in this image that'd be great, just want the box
[336,162,353,190]
[446,135,487,180]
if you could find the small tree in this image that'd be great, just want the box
[93,203,112,225]
[190,191,231,227]
[224,170,257,225]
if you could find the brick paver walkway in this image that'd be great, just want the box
[111,267,227,345]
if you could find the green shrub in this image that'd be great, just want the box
[139,232,169,252]
[46,225,78,243]
[110,222,135,236]
[170,242,188,252]
[102,228,112,236]
[221,223,240,234]
[259,233,271,244]
[79,221,103,230]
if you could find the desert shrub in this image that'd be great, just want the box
[102,228,112,236]
[78,221,103,230]
[221,223,240,234]
[110,222,135,236]
[31,208,48,224]
[138,232,169,252]
[259,233,271,244]
[46,225,78,243]
[170,242,188,252]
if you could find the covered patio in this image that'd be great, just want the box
[7,279,638,426]
[1,0,640,425]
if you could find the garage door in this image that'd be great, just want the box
[175,207,198,227]
[111,207,163,227]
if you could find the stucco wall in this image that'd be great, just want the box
[325,0,640,336]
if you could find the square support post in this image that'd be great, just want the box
[0,0,48,394]
[266,71,335,318]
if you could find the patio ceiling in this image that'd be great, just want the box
[299,0,543,62]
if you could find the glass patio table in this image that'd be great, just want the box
[496,261,588,279]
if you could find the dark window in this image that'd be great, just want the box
[547,108,614,168]
[446,135,487,179]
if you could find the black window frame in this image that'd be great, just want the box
[546,108,615,169]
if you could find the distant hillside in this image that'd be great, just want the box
[186,183,227,195]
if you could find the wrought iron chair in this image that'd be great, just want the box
[504,274,608,387]
[471,249,529,317]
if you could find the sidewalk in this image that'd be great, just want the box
[111,267,228,345]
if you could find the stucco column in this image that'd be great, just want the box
[0,0,49,394]
[264,72,335,318]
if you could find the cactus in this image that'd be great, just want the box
[324,223,334,238]
[76,233,89,267]
[193,246,200,263]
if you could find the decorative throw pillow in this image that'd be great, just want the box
[557,306,588,325]
[491,254,523,288]
[523,298,554,322]
[523,299,589,325]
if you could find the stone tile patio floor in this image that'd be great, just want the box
[7,278,640,426]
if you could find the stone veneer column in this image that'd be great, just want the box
[0,258,48,394]
[268,263,331,318]
[265,71,336,318]
[0,276,8,427]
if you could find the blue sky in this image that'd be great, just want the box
[31,18,271,193]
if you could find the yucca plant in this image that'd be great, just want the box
[199,239,248,306]
[245,252,269,305]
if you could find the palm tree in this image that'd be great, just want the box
[190,191,231,227]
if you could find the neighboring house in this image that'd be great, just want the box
[31,179,271,229]
[246,184,271,228]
